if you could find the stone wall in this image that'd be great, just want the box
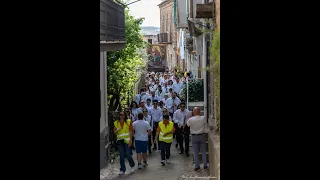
[215,0,220,29]
[208,132,220,180]
[159,0,177,71]
[207,0,220,179]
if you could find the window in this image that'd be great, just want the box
[148,39,152,44]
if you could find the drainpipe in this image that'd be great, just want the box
[188,0,193,18]
[202,0,208,123]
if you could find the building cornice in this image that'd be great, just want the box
[158,0,173,7]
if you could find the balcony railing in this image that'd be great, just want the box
[157,33,170,43]
[100,0,125,42]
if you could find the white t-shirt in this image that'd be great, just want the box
[187,115,206,134]
[133,120,151,141]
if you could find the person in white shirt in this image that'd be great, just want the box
[165,92,181,118]
[148,91,160,103]
[145,98,153,110]
[163,74,169,84]
[162,93,170,105]
[186,107,207,171]
[172,78,184,96]
[148,100,163,150]
[159,73,165,86]
[130,101,142,122]
[162,82,169,94]
[138,101,147,112]
[162,107,173,122]
[132,113,152,169]
[135,88,147,104]
[167,80,173,90]
[153,79,160,91]
[142,108,153,154]
[155,85,165,101]
[168,88,173,98]
[124,108,135,122]
[173,102,190,156]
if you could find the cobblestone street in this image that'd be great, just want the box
[101,140,211,180]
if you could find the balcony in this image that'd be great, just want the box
[100,0,125,42]
[157,33,171,44]
[196,2,214,18]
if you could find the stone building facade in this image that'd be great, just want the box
[158,0,177,72]
[143,35,158,44]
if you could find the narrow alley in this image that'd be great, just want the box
[100,0,220,180]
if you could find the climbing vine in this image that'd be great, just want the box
[210,29,220,133]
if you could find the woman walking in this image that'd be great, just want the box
[124,108,135,122]
[114,111,135,175]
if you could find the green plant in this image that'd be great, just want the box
[210,29,220,132]
[180,79,204,102]
[107,7,146,111]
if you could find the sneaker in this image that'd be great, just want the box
[143,162,148,167]
[166,159,171,164]
[194,167,201,171]
[161,160,165,166]
[130,166,135,173]
[138,164,143,169]
[119,171,125,175]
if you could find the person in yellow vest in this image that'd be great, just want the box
[114,111,135,175]
[184,69,188,77]
[154,114,175,166]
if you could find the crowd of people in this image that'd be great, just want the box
[113,71,207,175]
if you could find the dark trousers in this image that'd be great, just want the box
[169,112,174,139]
[184,132,190,154]
[148,134,152,153]
[184,126,190,154]
[160,141,172,160]
[175,124,184,151]
[118,142,135,172]
[152,122,160,149]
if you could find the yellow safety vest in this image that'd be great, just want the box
[159,120,174,143]
[114,119,131,144]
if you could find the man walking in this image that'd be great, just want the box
[145,98,153,110]
[186,107,208,171]
[165,92,181,118]
[172,77,184,96]
[148,100,162,150]
[173,102,190,156]
[133,113,152,169]
[154,114,175,166]
[142,108,153,154]
[148,91,160,103]
[135,88,147,104]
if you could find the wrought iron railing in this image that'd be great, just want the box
[100,0,125,41]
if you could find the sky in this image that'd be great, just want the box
[128,0,162,27]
